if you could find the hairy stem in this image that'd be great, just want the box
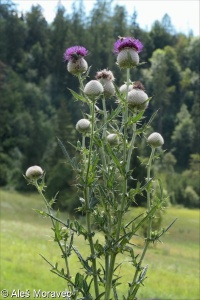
[116,68,130,239]
[128,147,155,298]
[126,119,136,173]
[104,68,130,300]
[84,100,99,298]
[35,183,71,279]
[102,95,108,139]
[147,147,155,239]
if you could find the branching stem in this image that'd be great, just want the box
[35,183,71,279]
[128,147,155,298]
[84,100,99,298]
[104,68,130,300]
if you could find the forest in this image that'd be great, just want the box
[0,0,199,211]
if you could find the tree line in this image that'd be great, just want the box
[0,0,199,210]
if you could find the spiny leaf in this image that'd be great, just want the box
[157,218,177,240]
[72,246,93,274]
[68,88,87,103]
[57,137,75,168]
[147,109,159,126]
[106,143,123,175]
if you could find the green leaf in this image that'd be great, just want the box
[97,105,122,133]
[95,292,106,300]
[68,88,88,103]
[33,209,48,217]
[75,273,84,289]
[147,109,159,126]
[72,246,93,274]
[157,218,177,240]
[129,110,145,124]
[106,143,123,175]
[57,137,75,168]
[133,205,158,234]
[74,220,88,238]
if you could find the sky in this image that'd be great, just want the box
[13,0,200,36]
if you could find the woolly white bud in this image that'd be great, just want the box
[117,48,139,68]
[102,80,115,97]
[147,132,164,147]
[25,166,43,179]
[84,80,104,99]
[107,134,119,146]
[119,83,132,94]
[127,88,148,111]
[76,119,91,134]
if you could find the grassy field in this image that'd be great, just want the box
[0,189,199,300]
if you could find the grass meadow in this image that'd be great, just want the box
[0,189,199,299]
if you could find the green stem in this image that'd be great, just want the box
[102,95,108,139]
[78,74,85,92]
[85,101,95,182]
[82,134,85,149]
[84,101,99,298]
[104,253,116,300]
[64,243,71,278]
[104,68,130,300]
[35,183,71,279]
[128,240,149,298]
[147,147,155,239]
[116,68,130,239]
[126,119,136,173]
[128,147,155,298]
[82,135,87,174]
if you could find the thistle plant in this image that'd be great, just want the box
[25,38,175,300]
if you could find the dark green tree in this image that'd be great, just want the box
[0,0,26,68]
[171,104,195,169]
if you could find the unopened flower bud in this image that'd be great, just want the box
[147,132,164,147]
[102,81,115,97]
[76,119,91,134]
[107,134,119,146]
[127,81,148,111]
[25,166,43,179]
[119,83,132,94]
[61,227,69,240]
[84,80,104,99]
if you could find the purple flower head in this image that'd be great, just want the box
[113,37,143,54]
[64,46,88,62]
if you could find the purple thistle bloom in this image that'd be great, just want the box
[64,46,88,61]
[113,37,143,54]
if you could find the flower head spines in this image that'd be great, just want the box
[64,46,88,62]
[113,37,143,54]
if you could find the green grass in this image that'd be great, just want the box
[0,189,199,299]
